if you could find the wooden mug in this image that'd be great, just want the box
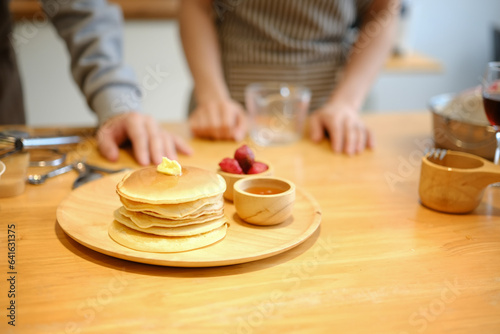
[418,150,500,213]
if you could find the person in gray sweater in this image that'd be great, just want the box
[1,0,192,165]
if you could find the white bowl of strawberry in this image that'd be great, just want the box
[217,145,273,201]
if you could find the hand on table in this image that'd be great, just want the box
[96,112,193,166]
[309,101,374,155]
[189,99,248,141]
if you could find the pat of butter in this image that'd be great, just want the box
[157,157,182,176]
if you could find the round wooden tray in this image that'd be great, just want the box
[56,172,322,267]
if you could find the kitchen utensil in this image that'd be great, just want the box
[424,147,448,160]
[71,161,129,189]
[81,162,129,174]
[429,92,496,161]
[29,149,66,167]
[72,171,103,189]
[57,172,322,267]
[418,150,500,213]
[27,163,75,185]
[0,133,82,159]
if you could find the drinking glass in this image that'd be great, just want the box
[482,62,500,163]
[245,83,311,146]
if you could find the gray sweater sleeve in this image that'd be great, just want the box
[40,0,142,124]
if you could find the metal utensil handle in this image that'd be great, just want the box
[45,164,74,179]
[21,135,82,148]
[84,163,128,174]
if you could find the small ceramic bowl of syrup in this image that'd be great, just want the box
[233,176,295,226]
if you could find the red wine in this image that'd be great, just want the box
[483,93,500,126]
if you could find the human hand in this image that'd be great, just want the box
[189,99,248,141]
[309,102,374,155]
[97,112,193,166]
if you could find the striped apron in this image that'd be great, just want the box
[211,0,372,112]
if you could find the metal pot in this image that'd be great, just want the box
[429,92,496,161]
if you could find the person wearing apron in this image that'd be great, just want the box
[180,0,399,155]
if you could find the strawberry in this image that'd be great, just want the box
[247,161,268,174]
[234,145,255,173]
[219,158,243,174]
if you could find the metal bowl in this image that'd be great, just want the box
[429,91,496,161]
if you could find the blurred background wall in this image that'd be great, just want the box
[368,0,500,111]
[11,0,500,126]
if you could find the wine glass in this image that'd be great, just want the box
[482,62,500,164]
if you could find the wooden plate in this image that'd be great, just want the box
[56,172,322,267]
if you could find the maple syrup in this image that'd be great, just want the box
[244,186,284,195]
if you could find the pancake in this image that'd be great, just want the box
[121,201,224,220]
[108,220,228,253]
[116,166,226,204]
[117,206,225,228]
[114,208,227,236]
[119,194,224,219]
[137,205,224,220]
[111,164,229,253]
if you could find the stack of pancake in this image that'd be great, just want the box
[109,166,228,253]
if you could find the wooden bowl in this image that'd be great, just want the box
[217,159,273,202]
[419,150,500,213]
[0,151,29,198]
[233,176,295,226]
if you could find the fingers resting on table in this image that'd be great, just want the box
[189,99,248,142]
[95,105,373,165]
[309,103,374,155]
[97,112,193,166]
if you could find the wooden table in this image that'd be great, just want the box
[1,112,500,334]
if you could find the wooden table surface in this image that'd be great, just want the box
[1,111,500,334]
